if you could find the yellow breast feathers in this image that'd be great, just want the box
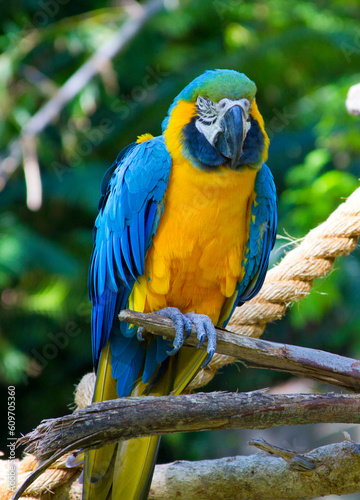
[129,100,258,325]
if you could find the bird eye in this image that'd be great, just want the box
[243,99,250,110]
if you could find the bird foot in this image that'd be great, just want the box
[154,307,217,367]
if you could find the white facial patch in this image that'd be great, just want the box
[195,96,251,146]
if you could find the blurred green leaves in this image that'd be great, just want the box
[281,148,358,234]
[0,216,78,280]
[0,0,359,462]
[0,336,30,384]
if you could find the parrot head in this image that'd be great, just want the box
[163,69,269,170]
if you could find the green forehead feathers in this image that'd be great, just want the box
[162,69,257,132]
[179,69,257,103]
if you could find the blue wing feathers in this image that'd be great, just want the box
[236,163,277,304]
[106,239,117,293]
[98,142,137,212]
[137,209,146,266]
[112,233,130,288]
[91,142,276,393]
[144,203,157,241]
[142,338,158,384]
[129,216,144,276]
[89,137,172,384]
[156,335,172,364]
[91,288,117,365]
[114,339,146,397]
[142,335,172,385]
[98,242,107,297]
[111,335,139,380]
[120,227,138,281]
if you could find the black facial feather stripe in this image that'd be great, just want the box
[196,97,217,120]
[238,117,265,167]
[183,117,225,170]
[183,115,265,170]
[198,116,217,125]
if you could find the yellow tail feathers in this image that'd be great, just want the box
[83,343,207,500]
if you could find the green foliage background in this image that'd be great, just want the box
[1,0,360,464]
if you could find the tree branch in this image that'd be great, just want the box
[15,301,360,498]
[20,135,42,211]
[119,310,360,392]
[6,438,360,499]
[19,392,360,461]
[0,0,165,193]
[148,439,360,499]
[13,391,360,498]
[21,0,164,139]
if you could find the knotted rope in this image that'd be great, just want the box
[0,455,80,500]
[1,187,360,499]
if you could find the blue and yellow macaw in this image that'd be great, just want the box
[83,69,277,499]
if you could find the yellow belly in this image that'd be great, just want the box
[130,157,257,325]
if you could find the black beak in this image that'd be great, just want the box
[214,105,245,169]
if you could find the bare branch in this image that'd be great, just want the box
[0,0,165,190]
[21,135,42,211]
[7,438,360,499]
[19,391,360,461]
[22,0,164,138]
[119,310,360,392]
[6,439,360,499]
[148,439,360,499]
[13,391,360,499]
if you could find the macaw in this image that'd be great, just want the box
[83,69,277,499]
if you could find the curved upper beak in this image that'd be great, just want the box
[214,105,246,169]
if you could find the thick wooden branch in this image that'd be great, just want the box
[119,310,360,392]
[20,392,360,461]
[148,439,360,499]
[14,392,360,499]
[7,439,360,499]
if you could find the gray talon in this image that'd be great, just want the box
[154,307,187,356]
[185,312,217,363]
[137,326,146,341]
[166,344,181,356]
[197,334,206,347]
[201,347,215,368]
[154,308,217,363]
[184,323,193,339]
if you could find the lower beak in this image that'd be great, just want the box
[214,105,245,169]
